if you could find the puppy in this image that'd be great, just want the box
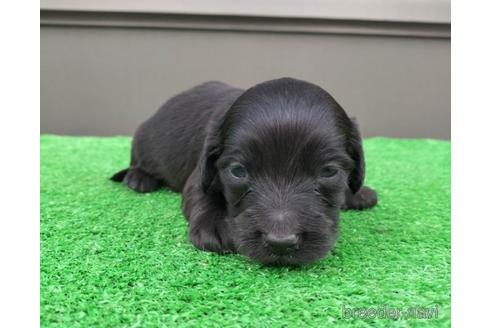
[111,78,377,265]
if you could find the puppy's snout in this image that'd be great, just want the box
[263,233,299,255]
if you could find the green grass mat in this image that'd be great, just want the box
[40,135,450,327]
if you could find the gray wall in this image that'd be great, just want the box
[41,8,450,139]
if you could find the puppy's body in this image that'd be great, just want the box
[113,82,243,192]
[112,78,377,265]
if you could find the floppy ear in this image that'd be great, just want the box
[198,118,224,194]
[346,118,365,194]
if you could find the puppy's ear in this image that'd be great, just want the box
[198,120,224,194]
[346,118,365,194]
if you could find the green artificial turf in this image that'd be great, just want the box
[40,135,450,327]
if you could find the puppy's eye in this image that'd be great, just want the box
[230,164,247,179]
[320,166,338,178]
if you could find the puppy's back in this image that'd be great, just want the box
[130,81,244,191]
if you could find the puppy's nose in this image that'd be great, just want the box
[264,233,299,254]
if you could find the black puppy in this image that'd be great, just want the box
[111,78,377,265]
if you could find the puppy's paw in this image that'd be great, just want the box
[189,220,235,254]
[123,168,162,193]
[343,186,378,210]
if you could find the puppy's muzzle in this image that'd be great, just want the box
[263,233,300,255]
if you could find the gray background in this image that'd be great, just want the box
[41,1,450,139]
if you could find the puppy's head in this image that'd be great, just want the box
[201,78,364,265]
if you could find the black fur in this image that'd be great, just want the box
[111,78,377,265]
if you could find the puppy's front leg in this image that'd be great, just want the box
[342,186,378,210]
[188,213,235,254]
[182,172,235,253]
